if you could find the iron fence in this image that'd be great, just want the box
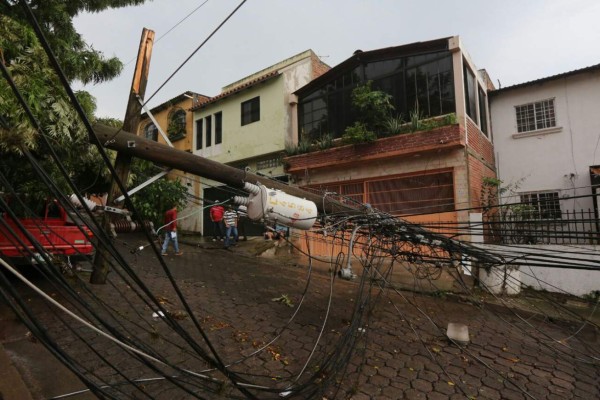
[483,209,599,245]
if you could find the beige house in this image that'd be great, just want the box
[191,50,330,236]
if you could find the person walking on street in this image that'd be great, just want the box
[209,203,225,241]
[162,204,182,256]
[223,205,239,249]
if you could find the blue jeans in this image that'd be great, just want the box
[162,231,179,253]
[224,226,238,247]
[212,220,224,239]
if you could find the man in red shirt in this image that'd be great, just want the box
[161,205,182,256]
[209,203,225,241]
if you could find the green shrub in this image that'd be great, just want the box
[409,106,423,132]
[443,113,457,125]
[342,122,376,144]
[351,81,394,135]
[285,138,312,155]
[316,133,333,150]
[383,115,406,136]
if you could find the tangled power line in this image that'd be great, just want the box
[1,1,600,399]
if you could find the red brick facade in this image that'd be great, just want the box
[310,53,331,79]
[286,124,464,173]
[465,118,496,210]
[466,118,494,167]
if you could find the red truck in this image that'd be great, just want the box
[0,200,94,266]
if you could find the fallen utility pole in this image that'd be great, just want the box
[93,122,357,216]
[91,28,154,284]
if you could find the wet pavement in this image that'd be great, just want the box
[1,233,599,399]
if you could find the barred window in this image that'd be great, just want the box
[520,191,561,219]
[303,170,455,215]
[515,99,556,133]
[256,158,279,170]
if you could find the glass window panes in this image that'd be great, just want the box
[241,97,260,126]
[215,112,222,144]
[195,119,203,150]
[463,65,478,122]
[516,99,556,133]
[298,51,455,141]
[168,109,186,139]
[205,115,212,147]
[520,191,561,219]
[478,86,488,136]
[144,123,158,141]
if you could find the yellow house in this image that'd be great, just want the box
[137,91,209,232]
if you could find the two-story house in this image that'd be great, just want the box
[490,64,600,225]
[284,36,495,254]
[191,50,330,237]
[488,64,600,296]
[137,91,209,232]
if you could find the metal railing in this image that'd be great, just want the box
[483,209,599,245]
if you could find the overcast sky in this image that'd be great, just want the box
[73,0,600,119]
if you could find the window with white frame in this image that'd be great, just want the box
[519,191,561,219]
[515,99,556,133]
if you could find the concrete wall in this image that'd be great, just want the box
[479,244,600,297]
[490,70,600,211]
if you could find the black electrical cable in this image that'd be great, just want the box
[6,7,268,395]
[144,0,248,105]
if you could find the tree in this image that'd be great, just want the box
[0,1,150,203]
[1,0,147,84]
[129,160,189,228]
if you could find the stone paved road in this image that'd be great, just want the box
[2,234,599,399]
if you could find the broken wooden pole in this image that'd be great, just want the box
[91,28,155,284]
[93,123,358,216]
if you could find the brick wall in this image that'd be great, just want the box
[466,118,494,167]
[465,118,497,209]
[285,124,464,173]
[311,53,331,79]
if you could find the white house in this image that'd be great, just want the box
[490,64,600,217]
[190,50,330,236]
[489,64,600,296]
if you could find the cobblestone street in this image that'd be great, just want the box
[1,234,599,399]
